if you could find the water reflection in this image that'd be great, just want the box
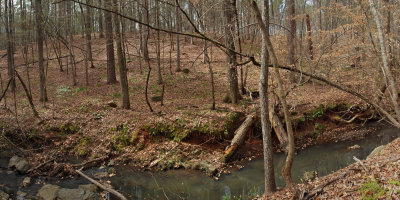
[109,127,399,200]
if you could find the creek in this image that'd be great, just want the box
[0,125,398,200]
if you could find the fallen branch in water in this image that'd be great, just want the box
[75,169,127,200]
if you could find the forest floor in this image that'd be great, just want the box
[263,137,400,199]
[0,34,395,179]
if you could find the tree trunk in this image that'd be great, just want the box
[269,102,288,150]
[306,14,313,60]
[67,1,77,86]
[104,0,117,84]
[175,2,182,72]
[35,0,48,102]
[222,113,255,163]
[98,0,104,38]
[85,0,94,68]
[223,0,240,104]
[368,0,400,122]
[287,0,297,83]
[5,0,16,92]
[259,0,276,194]
[250,0,295,187]
[156,0,163,84]
[112,0,130,109]
[141,0,149,61]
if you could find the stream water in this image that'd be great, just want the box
[0,125,399,200]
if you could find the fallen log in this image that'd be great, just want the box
[75,169,127,200]
[269,103,288,150]
[222,113,255,163]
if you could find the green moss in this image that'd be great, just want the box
[59,123,79,135]
[111,122,139,151]
[224,112,241,133]
[358,180,387,200]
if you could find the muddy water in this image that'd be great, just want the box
[0,126,398,200]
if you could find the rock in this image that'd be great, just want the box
[8,156,21,168]
[17,190,27,198]
[107,101,118,108]
[93,172,108,179]
[0,190,9,200]
[347,144,360,150]
[78,184,98,193]
[2,186,14,195]
[15,159,30,174]
[22,177,31,187]
[57,188,85,200]
[367,145,385,159]
[82,191,103,200]
[9,156,30,174]
[37,184,60,200]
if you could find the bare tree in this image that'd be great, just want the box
[104,0,117,84]
[5,0,15,92]
[259,0,276,194]
[368,0,400,122]
[287,0,296,83]
[175,1,182,72]
[35,0,48,102]
[112,0,130,109]
[250,0,295,187]
[98,0,104,38]
[223,0,240,103]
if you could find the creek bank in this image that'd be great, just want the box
[0,102,382,180]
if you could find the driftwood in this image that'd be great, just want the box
[75,170,127,200]
[269,103,288,150]
[222,113,256,162]
[71,156,107,169]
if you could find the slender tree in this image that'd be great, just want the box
[98,0,104,38]
[112,0,130,109]
[104,0,117,84]
[259,0,276,193]
[35,0,48,102]
[287,0,297,83]
[175,1,182,72]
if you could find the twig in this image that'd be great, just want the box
[75,169,127,200]
[27,158,54,173]
[71,156,107,168]
[353,156,369,172]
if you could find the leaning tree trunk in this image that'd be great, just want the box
[250,0,295,187]
[113,0,130,109]
[35,0,48,102]
[368,0,400,122]
[259,0,276,194]
[222,113,255,162]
